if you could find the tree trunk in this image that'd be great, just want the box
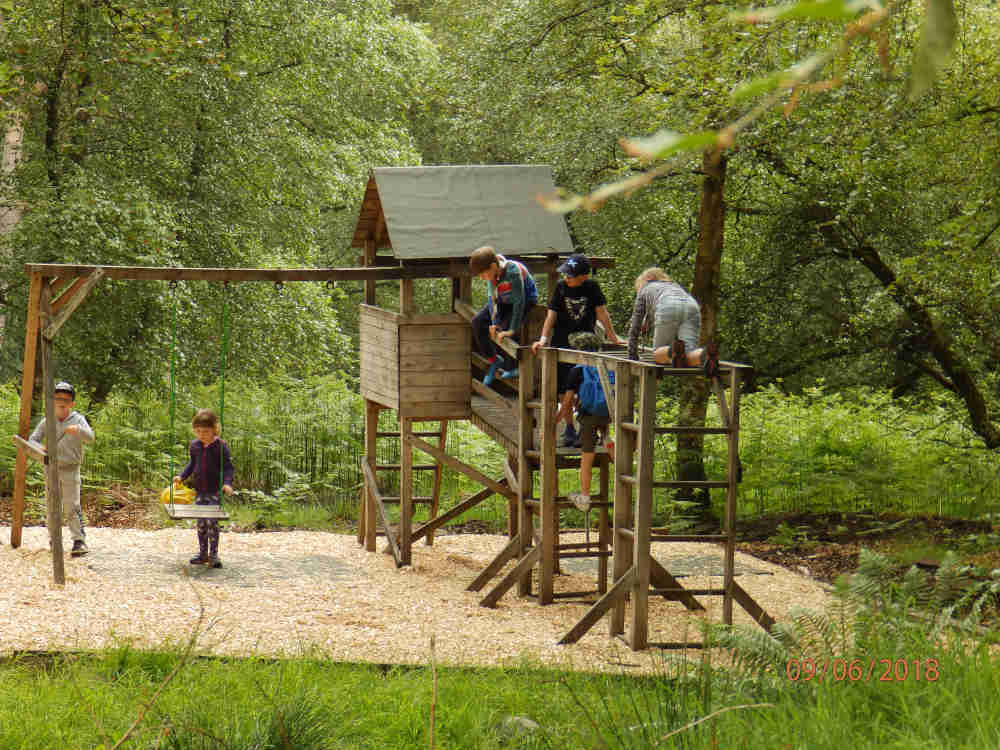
[677,150,727,504]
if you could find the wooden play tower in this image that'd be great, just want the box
[353,165,773,649]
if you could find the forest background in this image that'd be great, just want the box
[1,0,998,529]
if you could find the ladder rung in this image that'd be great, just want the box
[376,431,443,438]
[375,464,440,471]
[650,534,728,543]
[655,427,730,435]
[653,480,729,489]
[621,422,639,433]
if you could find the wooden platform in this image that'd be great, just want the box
[468,392,612,460]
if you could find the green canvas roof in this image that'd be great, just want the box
[352,165,574,260]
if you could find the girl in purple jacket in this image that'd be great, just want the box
[174,408,234,568]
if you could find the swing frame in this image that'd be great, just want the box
[10,263,473,583]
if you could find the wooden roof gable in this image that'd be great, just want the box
[350,165,574,261]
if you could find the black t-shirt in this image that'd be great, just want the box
[547,279,606,348]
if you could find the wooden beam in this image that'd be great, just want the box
[11,272,42,548]
[362,460,401,567]
[611,361,635,636]
[426,420,448,546]
[400,417,413,566]
[39,283,65,584]
[630,366,656,649]
[362,401,379,550]
[539,348,558,605]
[559,567,636,644]
[480,544,542,608]
[406,435,515,500]
[517,349,536,596]
[466,534,522,592]
[412,484,498,545]
[22,257,626,284]
[43,268,105,340]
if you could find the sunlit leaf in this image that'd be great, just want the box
[908,0,957,100]
[733,0,869,24]
[620,129,718,162]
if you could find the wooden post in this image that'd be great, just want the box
[364,240,376,305]
[400,416,413,566]
[11,272,42,548]
[598,453,610,594]
[363,400,379,551]
[39,283,65,584]
[400,279,415,315]
[611,362,634,636]
[517,348,536,596]
[427,419,448,546]
[539,347,558,604]
[724,367,742,625]
[630,366,656,649]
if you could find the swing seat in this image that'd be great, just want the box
[163,503,230,521]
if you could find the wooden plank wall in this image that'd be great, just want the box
[399,314,471,420]
[360,304,400,410]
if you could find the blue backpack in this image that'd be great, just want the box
[578,366,614,417]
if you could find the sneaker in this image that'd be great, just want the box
[569,493,591,512]
[208,556,223,569]
[559,425,579,448]
[482,359,500,386]
[671,339,687,368]
[71,540,89,557]
[703,340,720,379]
[190,554,209,565]
[498,367,519,380]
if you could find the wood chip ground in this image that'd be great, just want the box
[0,526,831,673]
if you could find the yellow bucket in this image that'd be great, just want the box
[160,484,195,505]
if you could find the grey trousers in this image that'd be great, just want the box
[653,291,701,352]
[55,466,86,543]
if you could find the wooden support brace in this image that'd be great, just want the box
[559,567,637,644]
[42,268,105,340]
[406,434,515,500]
[467,533,523,592]
[362,460,402,567]
[411,484,500,544]
[731,581,776,631]
[480,543,541,608]
[649,558,706,611]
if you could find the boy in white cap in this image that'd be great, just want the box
[29,381,95,556]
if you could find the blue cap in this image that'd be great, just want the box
[557,253,591,277]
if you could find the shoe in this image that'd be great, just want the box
[703,340,720,379]
[482,359,500,386]
[569,493,591,512]
[559,425,579,448]
[190,554,209,565]
[71,540,89,557]
[671,339,687,368]
[208,556,223,569]
[498,367,519,380]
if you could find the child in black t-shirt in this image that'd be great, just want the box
[532,254,621,446]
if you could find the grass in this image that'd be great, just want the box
[3,625,999,749]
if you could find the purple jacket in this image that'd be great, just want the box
[180,437,235,495]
